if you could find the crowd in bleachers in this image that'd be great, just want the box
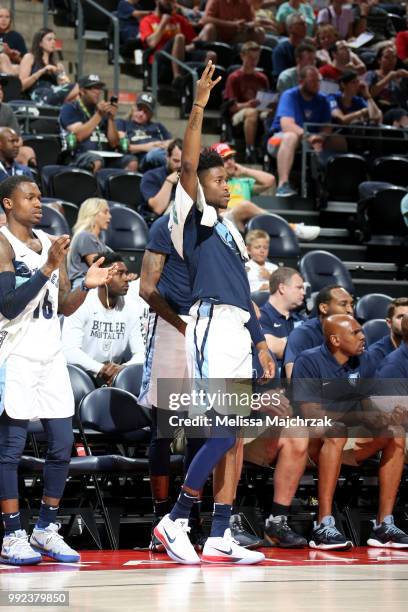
[2,0,408,553]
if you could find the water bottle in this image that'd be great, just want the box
[66,132,77,152]
[120,136,129,154]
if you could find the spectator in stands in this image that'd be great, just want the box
[319,40,366,81]
[140,137,182,216]
[272,14,307,78]
[140,0,215,88]
[19,28,78,105]
[267,66,332,198]
[0,80,19,133]
[315,23,338,66]
[223,41,270,163]
[245,229,278,292]
[0,127,34,182]
[251,0,279,45]
[0,6,27,60]
[293,314,408,550]
[259,267,305,372]
[277,41,317,93]
[68,198,111,288]
[317,0,354,40]
[203,0,265,45]
[353,0,396,48]
[329,69,382,124]
[276,0,316,37]
[284,283,354,378]
[383,106,408,126]
[117,0,154,43]
[366,44,408,111]
[396,28,408,66]
[59,74,138,174]
[117,92,172,170]
[62,252,144,385]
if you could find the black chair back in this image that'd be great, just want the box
[247,214,301,259]
[79,387,151,433]
[355,293,392,323]
[299,250,355,294]
[362,319,389,346]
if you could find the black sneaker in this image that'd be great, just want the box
[189,518,207,551]
[149,518,165,553]
[367,515,408,548]
[264,515,307,548]
[229,514,264,549]
[309,516,352,550]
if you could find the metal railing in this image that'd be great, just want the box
[152,50,198,106]
[301,122,408,198]
[77,0,120,95]
[43,0,49,28]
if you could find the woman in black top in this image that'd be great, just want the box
[0,6,27,62]
[19,28,79,105]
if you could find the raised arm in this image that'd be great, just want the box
[180,61,221,201]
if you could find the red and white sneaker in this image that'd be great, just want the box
[201,528,265,565]
[154,514,200,565]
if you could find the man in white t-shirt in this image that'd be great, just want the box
[62,252,145,385]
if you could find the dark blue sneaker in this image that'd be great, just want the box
[367,515,408,548]
[276,182,297,198]
[264,515,307,548]
[229,514,264,550]
[309,516,352,550]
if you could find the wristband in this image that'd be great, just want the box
[193,102,205,109]
[165,178,176,186]
[80,279,91,293]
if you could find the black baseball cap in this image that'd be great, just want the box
[79,74,106,89]
[136,92,156,114]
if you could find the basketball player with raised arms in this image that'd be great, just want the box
[0,175,117,565]
[154,62,275,565]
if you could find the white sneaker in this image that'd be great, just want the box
[201,528,265,565]
[30,523,80,562]
[154,514,200,565]
[293,223,320,241]
[1,530,42,565]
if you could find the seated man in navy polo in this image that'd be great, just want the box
[259,266,305,377]
[59,74,138,174]
[284,284,354,379]
[0,127,34,182]
[292,314,408,550]
[116,92,172,171]
[139,138,182,218]
[267,65,331,198]
[368,297,408,361]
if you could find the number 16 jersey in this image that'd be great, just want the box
[0,226,61,361]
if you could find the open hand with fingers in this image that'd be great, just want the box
[42,235,70,276]
[194,60,222,109]
[84,257,120,289]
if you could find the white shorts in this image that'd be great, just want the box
[186,302,252,379]
[3,351,74,420]
[138,313,190,409]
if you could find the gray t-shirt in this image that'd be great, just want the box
[68,231,105,282]
[277,67,299,94]
[0,103,20,134]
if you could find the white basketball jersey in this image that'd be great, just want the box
[0,227,61,362]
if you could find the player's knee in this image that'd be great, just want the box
[284,436,309,456]
[47,432,74,463]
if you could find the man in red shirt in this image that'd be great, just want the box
[140,0,215,87]
[203,0,265,45]
[224,41,269,162]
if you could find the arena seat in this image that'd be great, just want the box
[373,156,408,188]
[251,291,269,307]
[355,293,392,323]
[23,135,62,169]
[67,364,96,414]
[41,198,79,230]
[104,206,148,273]
[1,74,22,101]
[201,42,235,68]
[112,363,144,398]
[96,169,142,210]
[362,318,389,346]
[299,250,355,293]
[363,186,408,240]
[319,154,368,205]
[247,214,301,263]
[35,204,70,236]
[42,166,98,205]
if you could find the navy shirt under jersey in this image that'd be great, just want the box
[140,166,173,215]
[259,301,305,370]
[367,334,395,361]
[284,316,323,367]
[375,341,408,396]
[292,343,379,412]
[146,216,192,315]
[171,182,264,345]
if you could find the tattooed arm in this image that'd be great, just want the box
[180,60,222,201]
[139,249,187,335]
